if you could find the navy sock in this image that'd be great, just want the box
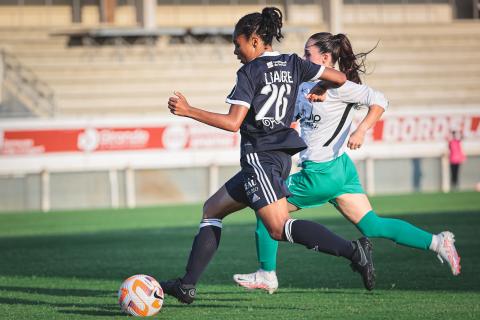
[284,219,355,260]
[182,219,222,286]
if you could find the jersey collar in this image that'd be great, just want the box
[260,51,280,57]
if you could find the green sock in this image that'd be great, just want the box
[255,217,278,271]
[356,210,433,250]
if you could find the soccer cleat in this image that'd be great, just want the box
[350,237,376,291]
[160,278,196,304]
[233,269,278,294]
[435,231,461,276]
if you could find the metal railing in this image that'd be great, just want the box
[1,50,56,118]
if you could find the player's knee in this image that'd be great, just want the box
[202,198,216,219]
[267,226,284,241]
[269,230,283,241]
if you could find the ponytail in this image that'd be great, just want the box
[308,32,376,84]
[234,7,284,45]
[259,7,284,44]
[331,34,363,84]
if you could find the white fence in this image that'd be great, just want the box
[1,107,479,212]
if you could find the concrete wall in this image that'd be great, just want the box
[0,3,454,27]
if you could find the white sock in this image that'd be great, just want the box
[259,269,276,279]
[429,234,440,252]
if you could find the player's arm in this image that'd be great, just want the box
[318,67,347,87]
[339,81,389,150]
[306,69,346,102]
[297,56,346,101]
[168,91,248,132]
[348,105,384,150]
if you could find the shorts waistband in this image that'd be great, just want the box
[302,153,348,170]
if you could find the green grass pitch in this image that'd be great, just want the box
[0,192,479,319]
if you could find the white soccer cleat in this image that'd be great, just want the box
[435,231,461,276]
[233,269,278,294]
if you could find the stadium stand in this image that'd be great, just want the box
[0,2,479,117]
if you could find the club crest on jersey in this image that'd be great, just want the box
[261,118,285,129]
[266,61,287,69]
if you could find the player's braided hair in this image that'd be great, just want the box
[307,32,377,84]
[234,7,284,45]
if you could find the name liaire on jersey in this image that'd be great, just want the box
[264,70,293,85]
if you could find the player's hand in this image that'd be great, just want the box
[306,85,327,102]
[168,91,191,117]
[347,129,366,150]
[306,82,328,102]
[306,91,327,102]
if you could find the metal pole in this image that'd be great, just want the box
[100,0,117,24]
[41,169,50,212]
[109,169,120,209]
[474,0,479,19]
[283,0,292,23]
[72,0,82,24]
[208,164,219,197]
[125,167,136,209]
[142,0,157,29]
[329,0,343,35]
[0,50,4,104]
[441,153,450,193]
[450,0,457,20]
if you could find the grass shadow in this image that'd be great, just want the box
[0,211,478,292]
[0,285,112,297]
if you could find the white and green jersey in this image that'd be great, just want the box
[294,80,388,163]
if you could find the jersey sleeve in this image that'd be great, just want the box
[225,68,254,108]
[337,80,389,110]
[294,54,325,82]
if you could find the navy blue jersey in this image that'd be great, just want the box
[226,52,323,155]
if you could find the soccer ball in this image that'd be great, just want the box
[118,274,164,317]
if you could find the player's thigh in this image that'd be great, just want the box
[334,193,372,224]
[256,198,290,240]
[203,185,247,220]
[288,201,299,212]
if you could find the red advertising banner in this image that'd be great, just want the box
[1,113,478,156]
[370,114,480,143]
[0,124,239,156]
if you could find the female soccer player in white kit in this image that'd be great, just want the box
[233,32,461,294]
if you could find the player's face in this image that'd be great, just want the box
[304,39,333,67]
[233,34,257,64]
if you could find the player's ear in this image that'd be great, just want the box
[250,34,260,48]
[321,52,333,67]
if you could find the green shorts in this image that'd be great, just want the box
[286,153,364,209]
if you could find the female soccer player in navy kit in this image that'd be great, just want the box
[233,32,461,294]
[161,8,375,304]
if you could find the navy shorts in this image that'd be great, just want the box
[225,150,292,211]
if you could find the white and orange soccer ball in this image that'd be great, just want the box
[118,274,164,317]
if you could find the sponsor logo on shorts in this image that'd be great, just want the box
[245,177,259,198]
